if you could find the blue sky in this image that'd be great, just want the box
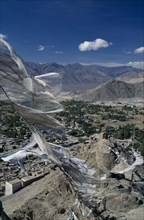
[0,0,144,67]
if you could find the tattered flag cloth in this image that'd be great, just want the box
[0,37,96,217]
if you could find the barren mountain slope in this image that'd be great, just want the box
[116,72,144,83]
[79,80,144,102]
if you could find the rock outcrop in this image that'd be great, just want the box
[1,134,144,220]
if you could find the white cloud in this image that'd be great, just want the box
[79,38,112,51]
[0,34,7,39]
[38,45,45,51]
[134,47,144,54]
[80,62,124,67]
[126,51,131,54]
[123,49,132,54]
[80,61,144,69]
[55,51,63,54]
[128,61,144,69]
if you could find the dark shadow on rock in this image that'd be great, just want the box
[110,172,125,180]
[132,182,144,196]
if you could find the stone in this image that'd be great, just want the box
[0,200,11,220]
[21,173,45,187]
[5,179,22,195]
[124,205,144,220]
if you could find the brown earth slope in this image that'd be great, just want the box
[1,134,144,220]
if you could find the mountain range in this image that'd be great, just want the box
[79,80,144,102]
[1,62,143,102]
[27,62,143,91]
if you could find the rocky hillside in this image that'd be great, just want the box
[1,133,144,220]
[79,80,144,102]
[116,72,144,83]
[27,62,142,91]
